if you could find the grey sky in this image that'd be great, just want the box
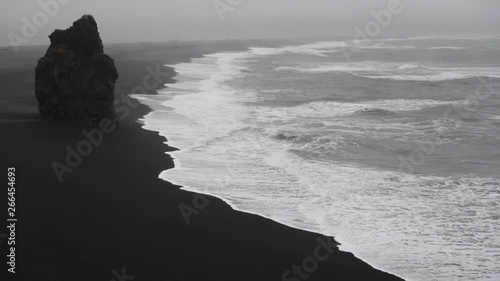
[1,0,499,46]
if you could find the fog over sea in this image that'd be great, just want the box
[135,35,500,281]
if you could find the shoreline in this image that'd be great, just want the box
[134,44,408,280]
[170,176,409,281]
[1,41,404,281]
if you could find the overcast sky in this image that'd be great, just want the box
[1,0,499,46]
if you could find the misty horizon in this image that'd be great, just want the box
[1,0,500,47]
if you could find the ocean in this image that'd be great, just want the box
[135,35,500,281]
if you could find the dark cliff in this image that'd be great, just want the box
[35,15,118,124]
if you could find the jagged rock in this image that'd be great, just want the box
[35,15,118,124]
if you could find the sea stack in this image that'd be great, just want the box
[35,15,118,124]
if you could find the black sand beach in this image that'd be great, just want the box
[1,42,404,281]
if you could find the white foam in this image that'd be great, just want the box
[276,61,423,73]
[448,34,500,40]
[380,34,499,42]
[156,120,500,281]
[255,99,463,121]
[136,52,253,149]
[249,40,415,58]
[359,43,416,49]
[242,35,498,60]
[265,152,500,281]
[246,40,354,58]
[134,46,500,281]
[277,61,500,81]
[398,63,420,70]
[163,81,202,91]
[277,64,375,73]
[379,35,451,41]
[300,41,350,49]
[249,46,334,57]
[355,72,500,82]
[427,46,470,50]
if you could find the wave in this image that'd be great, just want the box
[255,99,464,122]
[242,34,499,59]
[427,46,470,50]
[246,40,414,58]
[277,61,500,82]
[398,63,421,70]
[353,71,500,82]
[161,124,500,281]
[272,131,319,144]
[378,35,453,42]
[277,64,374,73]
[249,46,334,57]
[277,61,428,73]
[381,34,500,41]
[132,52,254,150]
[448,34,500,40]
[359,43,416,49]
[356,108,397,116]
[133,45,500,281]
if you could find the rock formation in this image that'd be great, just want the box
[35,15,118,124]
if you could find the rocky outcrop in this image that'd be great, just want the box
[35,15,118,124]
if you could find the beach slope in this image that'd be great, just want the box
[0,42,404,281]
